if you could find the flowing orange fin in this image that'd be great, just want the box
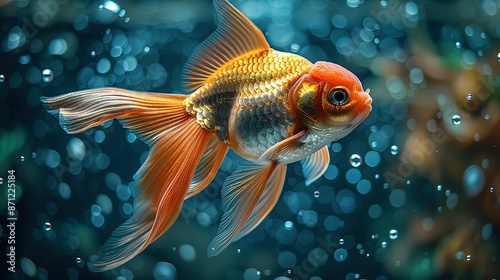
[41,88,213,271]
[181,0,269,91]
[40,88,188,145]
[186,134,229,199]
[207,162,282,257]
[300,146,330,186]
[234,165,286,241]
[89,121,211,271]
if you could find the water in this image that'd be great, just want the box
[2,0,499,279]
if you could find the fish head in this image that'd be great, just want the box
[290,61,372,133]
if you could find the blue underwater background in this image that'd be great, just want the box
[1,0,500,279]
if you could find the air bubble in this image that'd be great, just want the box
[291,43,300,53]
[466,254,471,261]
[389,229,398,240]
[455,42,461,48]
[437,185,442,191]
[0,74,5,82]
[76,257,85,267]
[466,93,472,101]
[20,155,25,161]
[179,244,196,262]
[42,69,53,82]
[452,114,461,125]
[339,238,345,245]
[91,51,96,57]
[497,52,500,62]
[349,154,362,167]
[0,178,3,184]
[43,222,52,231]
[463,164,484,197]
[314,191,320,198]
[390,145,398,155]
[333,248,348,262]
[153,262,177,280]
[381,241,387,248]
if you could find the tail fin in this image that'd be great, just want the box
[41,88,214,271]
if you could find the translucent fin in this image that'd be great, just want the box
[300,146,330,186]
[257,130,307,162]
[41,88,213,271]
[181,0,269,91]
[40,87,188,146]
[234,164,286,241]
[186,134,229,199]
[207,162,280,257]
[89,121,211,271]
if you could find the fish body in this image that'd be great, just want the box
[185,49,312,160]
[41,0,372,272]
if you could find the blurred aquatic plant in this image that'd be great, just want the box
[372,4,500,278]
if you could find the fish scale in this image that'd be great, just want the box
[185,49,312,159]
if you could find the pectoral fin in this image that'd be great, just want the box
[257,130,307,163]
[300,146,330,186]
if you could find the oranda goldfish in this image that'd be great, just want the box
[41,0,372,272]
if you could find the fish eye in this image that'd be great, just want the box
[329,88,349,106]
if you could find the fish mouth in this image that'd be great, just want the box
[356,94,373,118]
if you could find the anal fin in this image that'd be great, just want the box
[207,162,284,257]
[234,165,286,241]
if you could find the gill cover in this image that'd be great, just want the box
[290,74,321,126]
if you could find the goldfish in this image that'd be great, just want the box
[41,0,372,272]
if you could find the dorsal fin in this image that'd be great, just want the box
[182,0,270,91]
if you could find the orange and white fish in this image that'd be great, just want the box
[41,0,372,272]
